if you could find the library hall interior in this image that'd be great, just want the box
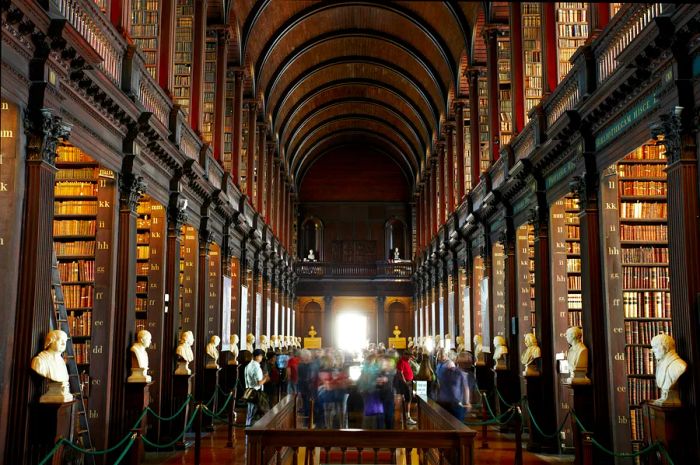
[2,1,700,465]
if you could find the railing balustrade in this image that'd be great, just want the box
[295,261,414,279]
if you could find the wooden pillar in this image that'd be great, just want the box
[446,125,456,211]
[159,194,185,441]
[591,3,610,33]
[415,191,421,253]
[654,107,700,461]
[421,182,428,249]
[437,143,445,226]
[194,223,211,399]
[246,102,257,200]
[376,296,386,344]
[110,0,130,34]
[509,3,525,134]
[213,30,229,163]
[430,157,438,234]
[274,160,282,234]
[542,2,558,93]
[189,0,206,131]
[281,181,288,246]
[503,220,521,391]
[467,69,481,188]
[454,104,466,202]
[265,145,275,224]
[158,0,176,93]
[256,125,267,215]
[485,27,501,163]
[5,110,70,465]
[324,295,334,347]
[108,159,145,446]
[231,70,244,184]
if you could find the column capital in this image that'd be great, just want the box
[651,106,683,164]
[118,172,147,213]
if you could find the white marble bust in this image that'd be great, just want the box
[307,249,315,261]
[651,334,687,406]
[408,337,414,349]
[228,334,239,365]
[435,334,443,349]
[521,333,541,377]
[473,334,485,366]
[393,247,400,260]
[246,333,255,352]
[564,326,590,385]
[206,335,221,369]
[128,329,152,383]
[493,336,508,370]
[175,330,194,375]
[260,334,270,352]
[286,335,293,349]
[31,329,72,403]
[456,335,465,352]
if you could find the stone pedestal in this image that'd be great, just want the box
[567,383,593,465]
[126,381,152,435]
[173,374,194,450]
[29,400,76,465]
[475,363,494,392]
[494,368,517,432]
[203,368,221,431]
[642,402,687,465]
[524,375,556,452]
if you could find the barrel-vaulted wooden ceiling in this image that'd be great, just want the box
[217,1,494,192]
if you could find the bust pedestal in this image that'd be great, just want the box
[524,374,557,452]
[642,402,689,465]
[493,366,517,432]
[566,383,593,465]
[203,367,221,432]
[29,400,76,465]
[225,355,239,393]
[126,381,152,459]
[173,373,194,450]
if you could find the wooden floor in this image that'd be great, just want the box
[142,413,574,465]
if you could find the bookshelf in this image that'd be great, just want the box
[478,77,490,174]
[610,3,622,18]
[516,224,536,338]
[92,0,108,14]
[492,243,507,338]
[53,144,116,449]
[240,106,250,194]
[564,196,582,328]
[600,141,672,454]
[173,0,195,115]
[522,3,543,120]
[207,243,222,340]
[179,225,199,337]
[459,268,470,345]
[462,116,472,190]
[223,71,235,173]
[472,255,488,347]
[497,35,513,147]
[130,0,160,79]
[201,33,217,144]
[555,3,589,82]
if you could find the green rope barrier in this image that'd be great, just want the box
[523,398,570,440]
[201,405,229,422]
[495,388,513,409]
[111,435,137,465]
[215,392,233,416]
[657,443,676,465]
[465,406,516,426]
[218,384,231,398]
[141,405,200,449]
[205,389,218,408]
[144,394,193,422]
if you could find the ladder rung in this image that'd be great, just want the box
[77,429,89,435]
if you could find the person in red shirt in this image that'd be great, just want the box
[286,349,300,394]
[396,350,417,425]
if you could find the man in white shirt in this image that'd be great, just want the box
[245,349,269,426]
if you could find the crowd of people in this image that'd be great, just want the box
[239,344,480,428]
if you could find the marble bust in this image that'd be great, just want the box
[408,337,414,349]
[246,333,255,352]
[393,247,400,260]
[307,249,316,261]
[206,335,220,369]
[175,331,194,375]
[456,335,465,352]
[260,334,270,352]
[651,334,687,406]
[564,326,590,385]
[493,336,508,370]
[521,333,542,377]
[473,334,485,366]
[128,329,152,383]
[228,334,239,365]
[31,329,72,403]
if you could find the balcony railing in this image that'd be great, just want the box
[296,261,414,279]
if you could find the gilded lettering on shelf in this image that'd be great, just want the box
[610,272,619,279]
[605,202,617,210]
[152,231,161,238]
[152,217,158,224]
[613,327,624,333]
[99,169,115,179]
[617,416,628,424]
[97,241,109,250]
[91,378,101,385]
[613,298,621,307]
[616,386,626,392]
[183,316,191,323]
[149,283,157,288]
[0,237,4,246]
[1,101,8,110]
[148,299,155,306]
[608,246,619,255]
[92,345,104,354]
[560,311,566,319]
[0,130,13,138]
[148,321,157,328]
[89,410,99,419]
[150,263,159,271]
[152,205,163,211]
[0,182,7,192]
[95,291,104,300]
[94,320,104,326]
[99,201,110,208]
[614,352,625,361]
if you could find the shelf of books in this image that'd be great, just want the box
[610,3,622,18]
[497,35,513,147]
[223,71,235,173]
[459,268,471,347]
[462,115,472,191]
[600,141,672,455]
[478,76,490,175]
[173,0,195,115]
[516,224,537,338]
[239,106,250,194]
[549,193,581,449]
[201,33,217,144]
[555,3,589,82]
[492,242,507,338]
[207,243,222,340]
[53,144,116,449]
[131,0,160,79]
[179,225,199,339]
[522,3,543,120]
[472,254,489,349]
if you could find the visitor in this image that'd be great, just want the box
[286,349,300,394]
[377,353,396,429]
[264,351,281,404]
[245,349,269,427]
[396,350,417,425]
[436,360,469,422]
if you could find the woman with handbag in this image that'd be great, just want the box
[245,349,269,427]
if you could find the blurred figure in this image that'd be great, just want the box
[286,349,300,394]
[377,354,396,429]
[297,349,317,426]
[396,350,417,425]
[436,360,469,422]
[264,352,281,404]
[317,351,350,428]
[358,354,383,429]
[245,349,269,426]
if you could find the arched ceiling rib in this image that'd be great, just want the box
[233,0,475,191]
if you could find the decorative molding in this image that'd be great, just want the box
[650,106,683,164]
[119,172,147,213]
[568,175,586,212]
[23,108,72,165]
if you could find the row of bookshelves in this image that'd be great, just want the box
[621,267,669,289]
[53,220,96,236]
[568,294,582,310]
[56,168,100,180]
[628,377,661,407]
[566,242,580,254]
[62,284,94,309]
[136,319,147,332]
[626,346,655,375]
[566,258,581,273]
[56,146,93,162]
[620,224,667,241]
[567,276,581,290]
[67,311,92,337]
[58,260,95,282]
[136,281,148,294]
[623,291,671,319]
[624,320,672,346]
[622,246,668,264]
[618,164,666,179]
[620,202,667,219]
[568,311,582,328]
[54,241,96,256]
[619,181,667,196]
[55,200,98,216]
[137,245,150,260]
[55,182,98,197]
[73,342,91,364]
[136,297,147,312]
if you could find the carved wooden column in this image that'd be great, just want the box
[189,0,207,131]
[159,190,186,442]
[158,0,176,93]
[430,157,438,235]
[437,142,446,226]
[324,295,334,347]
[194,217,211,399]
[231,70,244,183]
[542,2,558,94]
[422,180,429,248]
[454,103,466,203]
[509,3,525,133]
[415,190,422,253]
[653,107,700,460]
[484,26,501,163]
[440,254,450,340]
[213,29,229,163]
[256,123,267,214]
[6,109,70,464]
[246,102,257,201]
[377,295,386,344]
[467,69,482,188]
[503,218,521,393]
[274,159,282,234]
[265,145,275,224]
[446,124,456,211]
[109,156,146,446]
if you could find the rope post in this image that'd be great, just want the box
[582,432,593,465]
[227,391,235,448]
[127,429,143,465]
[480,391,489,449]
[194,402,202,465]
[514,406,523,465]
